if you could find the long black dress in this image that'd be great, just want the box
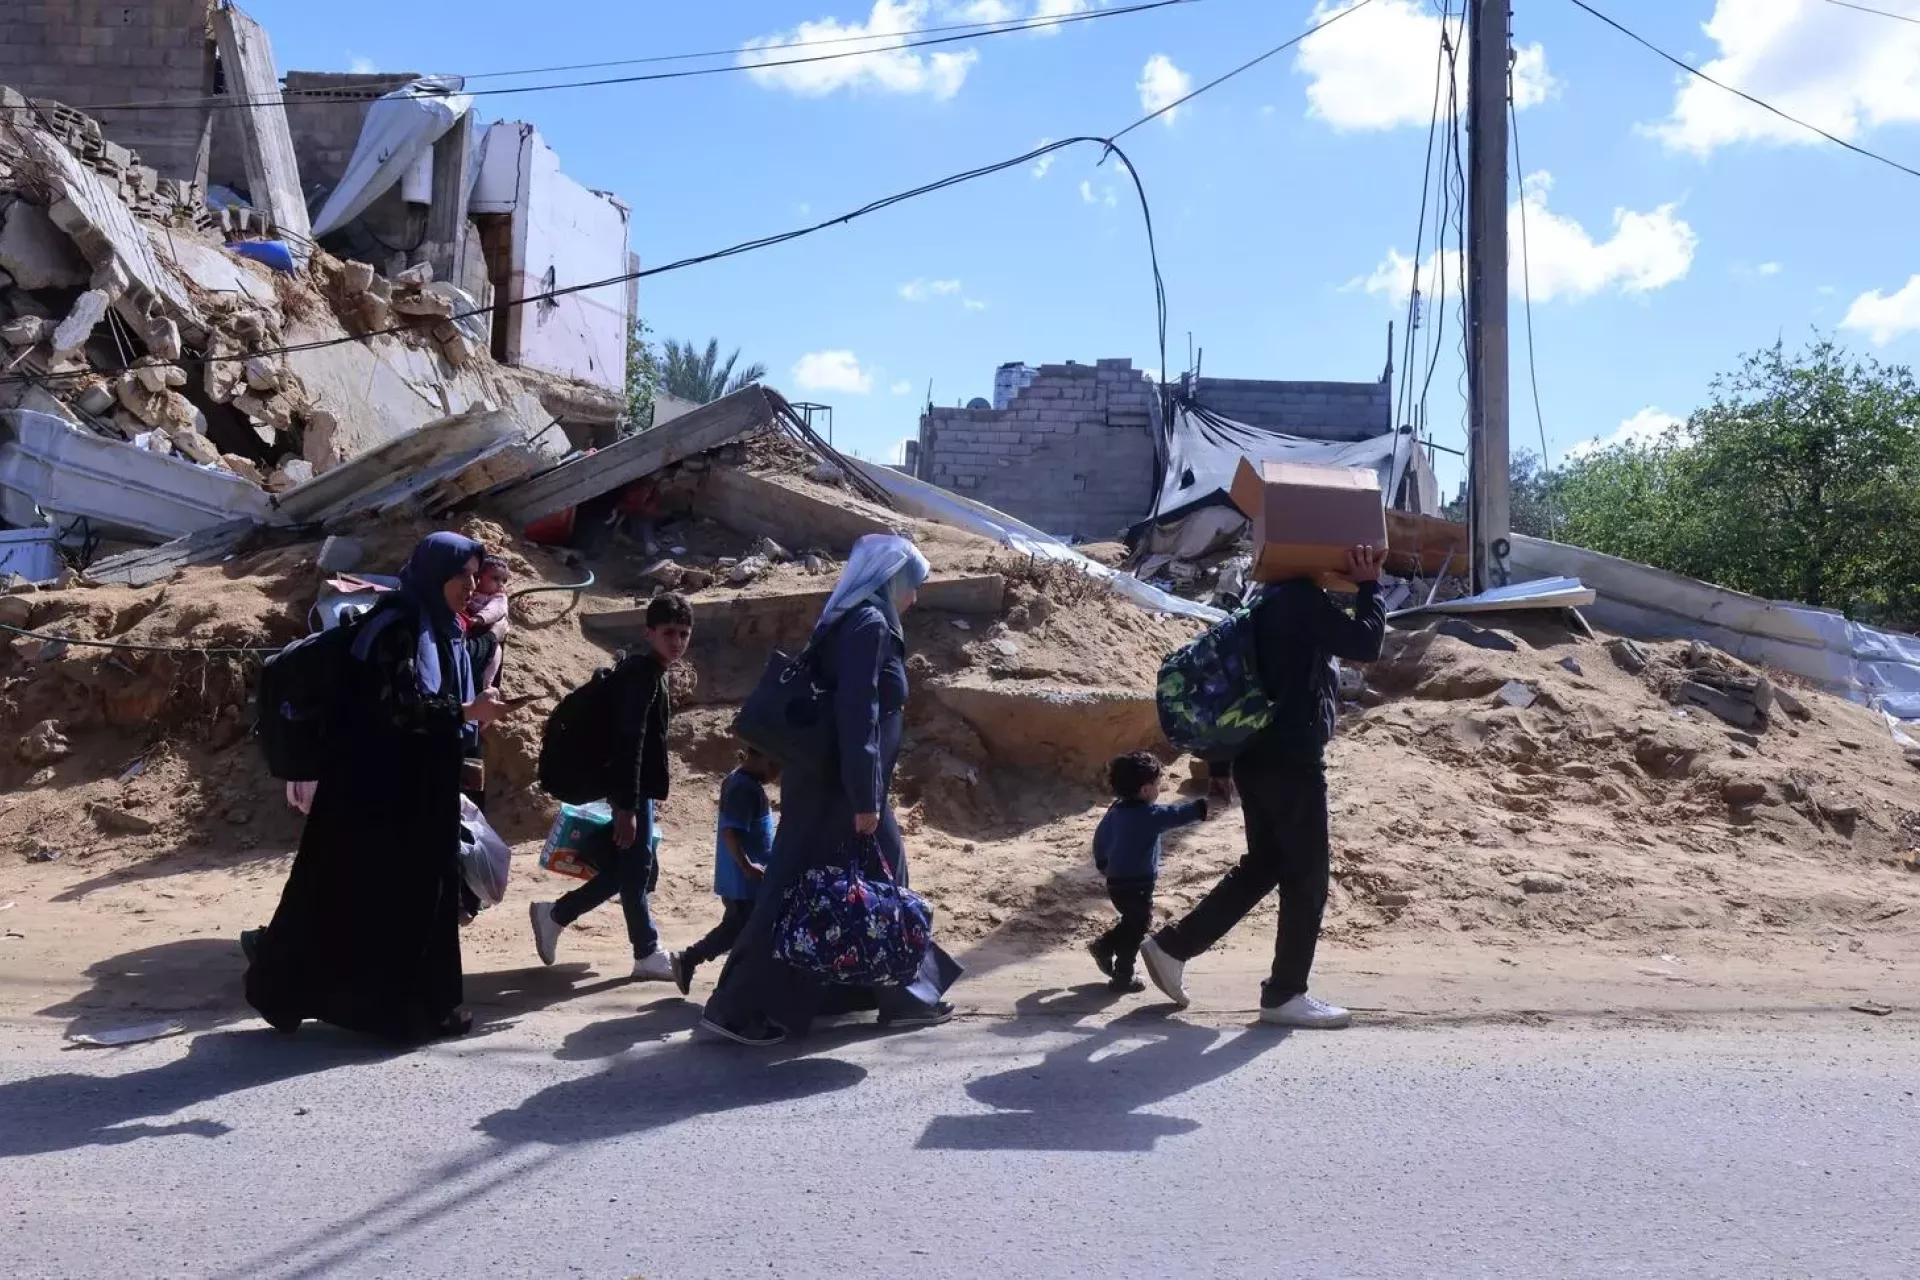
[245,606,468,1041]
[703,600,961,1037]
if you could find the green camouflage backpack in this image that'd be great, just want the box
[1155,600,1273,756]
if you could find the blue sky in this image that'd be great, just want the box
[247,0,1920,490]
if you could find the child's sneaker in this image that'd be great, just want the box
[1086,940,1114,979]
[1108,974,1146,994]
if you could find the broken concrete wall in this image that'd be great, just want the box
[472,121,632,397]
[0,0,218,184]
[917,357,1159,541]
[212,70,420,204]
[1182,373,1391,444]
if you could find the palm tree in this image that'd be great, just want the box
[659,337,766,404]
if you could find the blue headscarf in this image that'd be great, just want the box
[354,531,483,704]
[812,534,930,641]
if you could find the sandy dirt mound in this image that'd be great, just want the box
[5,491,1918,1026]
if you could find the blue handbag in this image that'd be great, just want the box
[773,834,933,987]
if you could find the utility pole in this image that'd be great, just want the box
[1466,0,1512,592]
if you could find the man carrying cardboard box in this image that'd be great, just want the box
[1141,541,1388,1029]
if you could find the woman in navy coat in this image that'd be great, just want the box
[700,535,961,1045]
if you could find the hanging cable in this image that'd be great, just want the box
[1,0,1383,396]
[1818,0,1920,26]
[1564,0,1920,181]
[57,0,1201,115]
[1508,54,1558,536]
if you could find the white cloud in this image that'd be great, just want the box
[743,1,976,100]
[899,278,963,301]
[1137,54,1192,122]
[1570,408,1685,459]
[1033,0,1094,32]
[1516,173,1696,302]
[792,350,874,394]
[962,297,988,311]
[1841,274,1920,344]
[1758,261,1782,276]
[956,0,1018,21]
[348,55,379,74]
[1294,0,1556,132]
[1079,179,1118,208]
[1031,137,1056,178]
[890,380,914,396]
[1652,0,1920,155]
[1360,173,1696,304]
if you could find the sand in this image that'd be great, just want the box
[4,501,1919,1033]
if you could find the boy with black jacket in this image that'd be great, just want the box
[1140,546,1388,1029]
[530,594,692,982]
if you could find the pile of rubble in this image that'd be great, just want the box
[0,88,215,230]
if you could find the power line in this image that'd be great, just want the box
[1565,0,1920,181]
[1818,0,1920,26]
[2,0,1381,392]
[66,0,1199,115]
[1509,64,1558,535]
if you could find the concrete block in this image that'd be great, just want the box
[0,199,89,289]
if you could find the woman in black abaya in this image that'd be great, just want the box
[246,532,507,1042]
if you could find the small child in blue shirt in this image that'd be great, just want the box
[672,746,780,996]
[1090,751,1208,992]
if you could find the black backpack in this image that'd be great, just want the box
[253,596,411,781]
[538,656,644,804]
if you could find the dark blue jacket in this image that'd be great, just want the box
[1093,798,1207,881]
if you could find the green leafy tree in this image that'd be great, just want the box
[625,318,658,434]
[1440,448,1561,538]
[658,337,766,405]
[1554,339,1920,630]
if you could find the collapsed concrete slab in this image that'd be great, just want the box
[699,466,902,554]
[0,408,271,542]
[266,405,536,527]
[495,385,781,527]
[210,3,313,253]
[0,199,89,289]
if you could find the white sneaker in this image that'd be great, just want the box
[631,949,676,983]
[530,902,561,967]
[1140,936,1190,1009]
[1259,993,1352,1029]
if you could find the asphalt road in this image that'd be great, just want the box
[2,998,1916,1279]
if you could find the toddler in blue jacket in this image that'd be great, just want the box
[1090,752,1208,993]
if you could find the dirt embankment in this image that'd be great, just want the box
[3,497,1918,1025]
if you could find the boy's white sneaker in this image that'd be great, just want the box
[632,949,676,983]
[530,902,561,967]
[1140,937,1190,1009]
[1259,994,1352,1029]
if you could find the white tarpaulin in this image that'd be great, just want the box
[845,459,1225,623]
[311,76,472,237]
[1511,534,1920,724]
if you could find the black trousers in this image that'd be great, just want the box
[551,831,660,959]
[682,898,755,968]
[1156,755,1330,1006]
[1094,877,1156,980]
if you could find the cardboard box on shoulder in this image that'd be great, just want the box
[1229,458,1387,584]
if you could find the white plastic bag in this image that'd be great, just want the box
[458,796,511,909]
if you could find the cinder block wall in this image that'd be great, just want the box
[917,358,1160,541]
[1187,375,1391,442]
[0,0,218,182]
[267,71,422,198]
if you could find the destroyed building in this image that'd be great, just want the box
[912,354,1438,544]
[0,1,649,579]
[0,1,635,443]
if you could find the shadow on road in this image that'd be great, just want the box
[37,937,252,1037]
[917,989,1285,1153]
[476,1034,868,1147]
[551,996,703,1060]
[0,1026,388,1160]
